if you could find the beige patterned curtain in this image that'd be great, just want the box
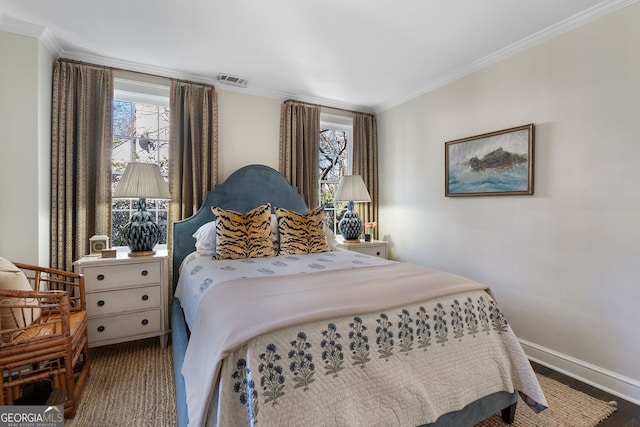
[51,59,113,271]
[279,100,320,208]
[352,112,379,238]
[168,80,218,249]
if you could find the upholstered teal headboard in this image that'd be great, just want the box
[171,164,308,289]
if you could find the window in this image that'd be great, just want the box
[318,113,353,232]
[111,78,170,247]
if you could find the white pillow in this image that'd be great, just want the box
[193,221,217,256]
[324,225,338,248]
[0,257,40,333]
[270,214,279,245]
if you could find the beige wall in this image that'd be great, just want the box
[378,3,640,402]
[217,90,282,181]
[0,31,53,265]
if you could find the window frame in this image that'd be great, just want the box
[111,77,170,249]
[319,112,354,233]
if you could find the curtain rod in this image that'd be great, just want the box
[57,58,216,89]
[283,99,374,116]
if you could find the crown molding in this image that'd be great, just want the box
[0,14,62,56]
[0,12,373,114]
[52,48,374,113]
[4,0,634,115]
[0,14,44,38]
[375,0,639,112]
[38,27,62,56]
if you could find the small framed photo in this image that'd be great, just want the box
[89,235,110,256]
[445,124,534,197]
[101,249,117,258]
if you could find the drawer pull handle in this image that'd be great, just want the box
[141,270,149,276]
[97,300,105,307]
[97,325,105,333]
[142,294,149,301]
[141,319,149,326]
[97,274,105,281]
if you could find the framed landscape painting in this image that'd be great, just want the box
[445,124,534,197]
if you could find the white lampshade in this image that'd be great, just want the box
[334,175,371,203]
[113,162,171,200]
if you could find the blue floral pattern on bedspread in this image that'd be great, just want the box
[216,291,521,426]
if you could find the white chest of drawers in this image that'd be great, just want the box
[335,239,389,259]
[74,249,168,348]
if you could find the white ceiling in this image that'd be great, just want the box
[0,0,634,112]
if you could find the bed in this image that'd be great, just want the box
[171,164,547,427]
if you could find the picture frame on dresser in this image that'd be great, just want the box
[89,234,110,256]
[73,248,169,348]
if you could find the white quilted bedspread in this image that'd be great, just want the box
[179,253,547,427]
[212,289,545,427]
[175,249,393,329]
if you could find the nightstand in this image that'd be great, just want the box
[73,249,168,348]
[335,238,389,259]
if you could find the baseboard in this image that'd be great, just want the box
[519,338,640,406]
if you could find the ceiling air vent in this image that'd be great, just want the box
[217,73,248,88]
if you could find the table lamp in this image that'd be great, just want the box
[334,175,371,242]
[113,162,171,256]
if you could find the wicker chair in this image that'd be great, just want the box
[0,263,89,418]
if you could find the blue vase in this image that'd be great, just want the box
[338,201,363,241]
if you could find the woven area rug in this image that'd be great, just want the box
[66,338,176,427]
[477,374,617,427]
[66,338,615,427]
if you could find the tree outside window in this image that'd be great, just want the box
[319,121,351,232]
[111,100,170,246]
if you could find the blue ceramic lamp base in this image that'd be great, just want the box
[121,198,161,257]
[338,202,363,242]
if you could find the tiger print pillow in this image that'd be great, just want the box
[211,204,276,259]
[275,206,331,255]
